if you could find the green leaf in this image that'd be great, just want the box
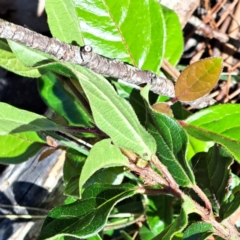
[187,135,214,161]
[8,40,53,67]
[0,102,63,135]
[83,167,124,189]
[175,58,223,101]
[38,183,137,239]
[146,195,173,236]
[162,5,183,65]
[64,176,80,197]
[219,191,240,220]
[71,65,156,160]
[191,145,233,212]
[141,86,195,186]
[79,139,129,194]
[171,102,192,120]
[88,234,102,240]
[148,114,195,187]
[183,222,214,239]
[38,72,93,127]
[0,132,45,164]
[65,167,124,198]
[183,104,240,162]
[74,0,165,72]
[63,148,87,184]
[153,196,195,240]
[46,0,84,45]
[0,39,40,77]
[139,225,156,240]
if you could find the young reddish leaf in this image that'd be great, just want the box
[175,58,223,101]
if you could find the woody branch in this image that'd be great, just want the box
[0,19,213,108]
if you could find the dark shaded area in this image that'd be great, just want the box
[0,69,47,114]
[0,184,48,240]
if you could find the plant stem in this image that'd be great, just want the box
[0,18,213,109]
[135,155,239,239]
[192,184,213,213]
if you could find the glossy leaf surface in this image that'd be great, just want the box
[184,104,240,162]
[74,0,165,72]
[183,222,214,239]
[0,132,45,164]
[79,139,128,194]
[38,183,136,239]
[0,102,63,135]
[46,0,84,45]
[72,65,156,160]
[0,39,40,77]
[162,5,183,65]
[191,146,233,212]
[187,135,213,161]
[175,58,222,101]
[38,72,92,126]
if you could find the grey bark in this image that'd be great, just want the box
[0,19,214,108]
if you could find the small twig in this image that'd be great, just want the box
[65,126,104,135]
[189,15,240,49]
[0,214,46,219]
[0,204,49,213]
[104,214,145,231]
[126,161,169,188]
[192,184,212,213]
[128,156,239,239]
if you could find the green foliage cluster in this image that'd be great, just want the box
[0,0,239,239]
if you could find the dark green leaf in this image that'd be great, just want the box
[65,167,124,198]
[141,86,195,186]
[79,139,128,194]
[183,222,214,240]
[146,195,173,235]
[46,0,84,45]
[64,176,80,197]
[0,132,45,164]
[191,145,233,212]
[38,72,93,126]
[153,196,195,240]
[184,104,240,162]
[220,191,240,220]
[38,183,137,239]
[63,148,87,184]
[120,230,134,240]
[171,102,192,120]
[0,102,63,135]
[74,0,165,72]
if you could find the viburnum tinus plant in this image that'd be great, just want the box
[0,0,239,239]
